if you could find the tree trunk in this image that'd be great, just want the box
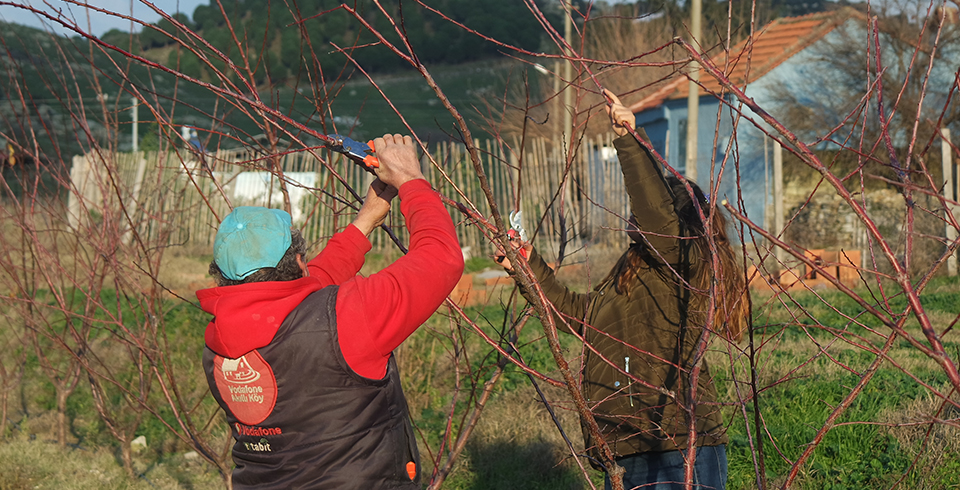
[56,387,68,448]
[121,438,134,477]
[0,389,8,440]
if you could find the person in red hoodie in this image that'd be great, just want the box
[197,134,464,489]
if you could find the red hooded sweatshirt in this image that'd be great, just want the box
[197,179,464,378]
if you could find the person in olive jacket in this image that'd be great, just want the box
[498,90,749,490]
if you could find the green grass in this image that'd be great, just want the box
[722,275,960,489]
[4,277,960,489]
[724,369,946,489]
[0,434,221,490]
[465,256,499,274]
[0,286,222,485]
[398,302,598,489]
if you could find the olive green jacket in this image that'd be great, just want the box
[522,132,727,460]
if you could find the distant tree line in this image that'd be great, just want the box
[95,0,844,86]
[99,0,558,86]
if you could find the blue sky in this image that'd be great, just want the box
[0,1,207,37]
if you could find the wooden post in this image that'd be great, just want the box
[774,139,785,267]
[942,128,957,276]
[122,152,148,245]
[764,135,770,232]
[562,2,573,150]
[67,154,88,229]
[131,97,138,153]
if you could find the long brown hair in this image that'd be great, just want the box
[602,177,750,343]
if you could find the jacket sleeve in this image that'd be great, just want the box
[515,247,593,336]
[615,130,681,264]
[336,179,464,379]
[305,224,370,287]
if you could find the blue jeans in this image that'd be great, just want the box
[604,445,727,490]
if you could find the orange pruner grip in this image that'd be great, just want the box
[363,140,379,169]
[506,229,528,258]
[327,134,379,172]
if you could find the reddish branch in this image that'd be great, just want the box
[676,37,960,396]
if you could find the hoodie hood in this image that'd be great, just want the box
[197,278,326,358]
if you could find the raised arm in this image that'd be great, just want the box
[305,180,398,287]
[335,134,464,379]
[305,226,369,287]
[605,89,681,263]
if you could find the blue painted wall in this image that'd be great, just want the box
[630,19,859,231]
[631,16,960,237]
[633,93,756,225]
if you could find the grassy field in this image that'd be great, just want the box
[1,251,959,489]
[722,280,960,490]
[396,272,960,489]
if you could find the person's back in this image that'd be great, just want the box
[197,134,464,489]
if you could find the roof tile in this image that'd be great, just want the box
[630,8,864,113]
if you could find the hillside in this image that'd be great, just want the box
[105,0,555,88]
[0,22,535,159]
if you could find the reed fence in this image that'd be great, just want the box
[67,135,631,260]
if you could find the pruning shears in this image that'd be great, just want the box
[508,210,529,259]
[325,134,379,173]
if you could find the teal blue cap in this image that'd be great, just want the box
[214,207,292,280]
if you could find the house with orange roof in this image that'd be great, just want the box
[627,6,959,228]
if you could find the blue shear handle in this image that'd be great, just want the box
[328,134,379,170]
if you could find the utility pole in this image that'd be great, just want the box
[560,1,578,244]
[685,0,701,181]
[562,1,573,150]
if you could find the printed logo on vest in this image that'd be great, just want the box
[213,351,278,425]
[243,438,273,452]
[235,423,282,437]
